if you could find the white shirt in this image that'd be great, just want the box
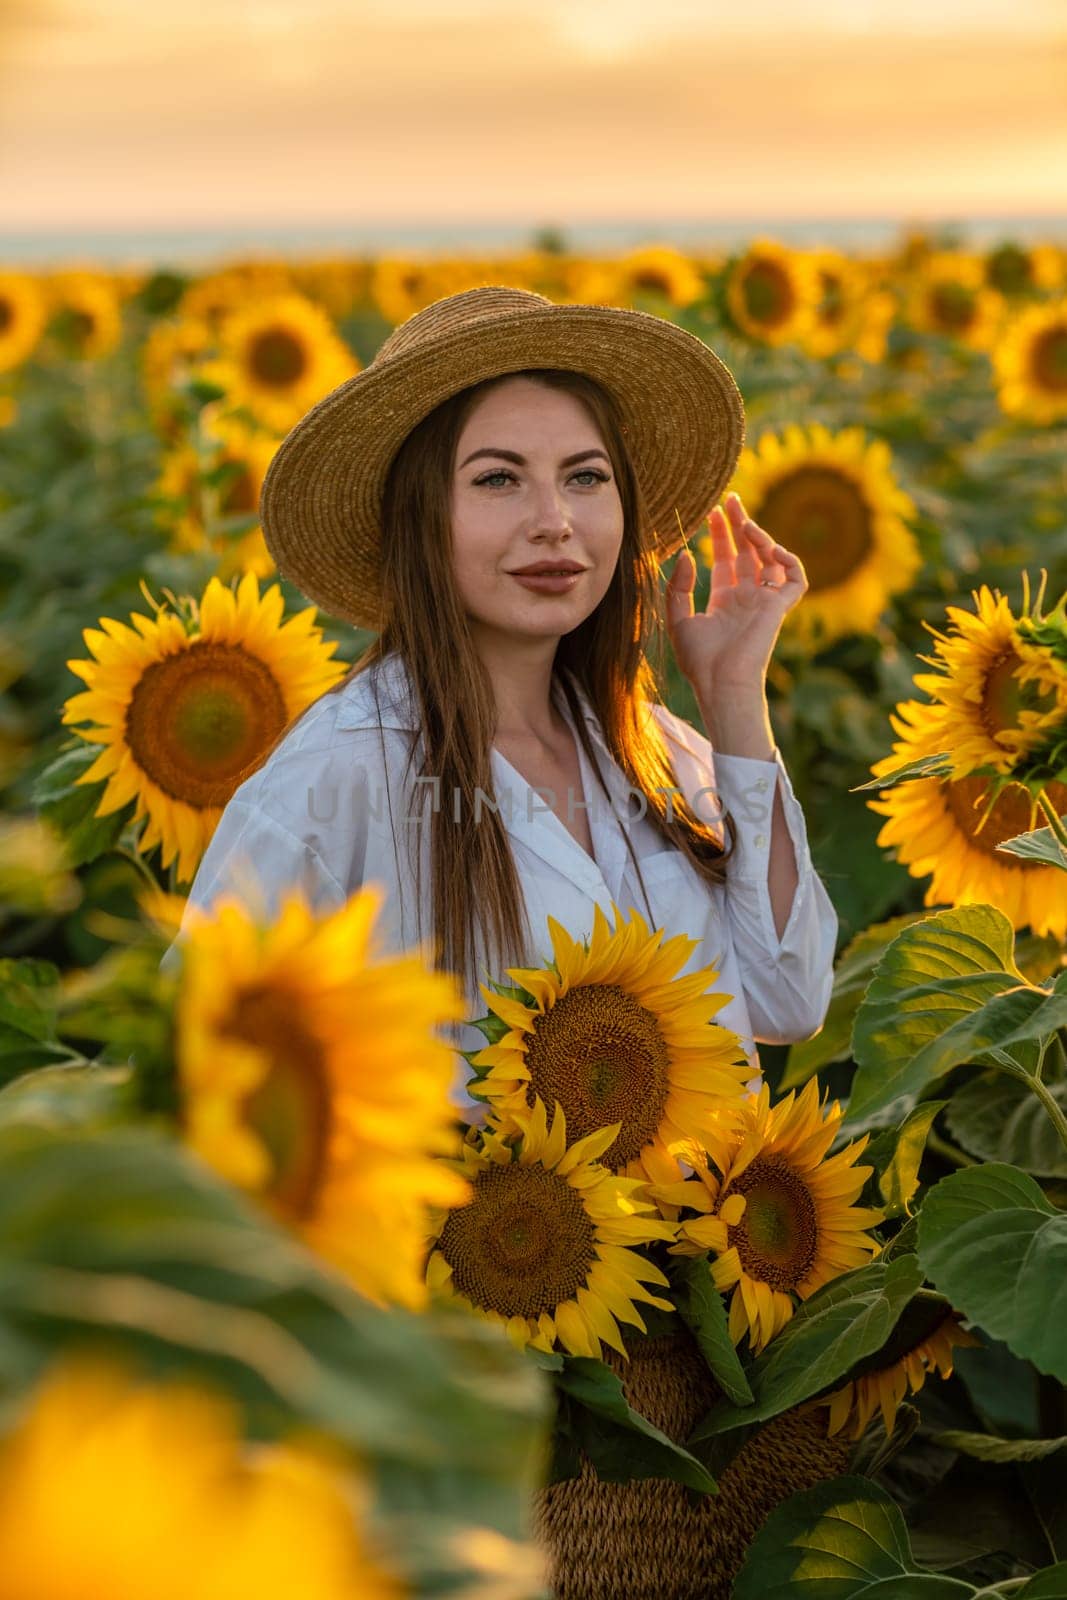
[161,651,838,1116]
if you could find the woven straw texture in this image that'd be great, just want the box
[533,1326,850,1600]
[258,286,745,631]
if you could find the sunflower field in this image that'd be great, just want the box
[1,234,1067,1598]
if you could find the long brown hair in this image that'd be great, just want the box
[249,368,737,998]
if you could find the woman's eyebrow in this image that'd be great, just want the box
[458,447,610,469]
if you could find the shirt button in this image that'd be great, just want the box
[754,832,768,848]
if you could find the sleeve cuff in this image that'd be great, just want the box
[706,747,814,885]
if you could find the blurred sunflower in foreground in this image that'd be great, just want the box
[426,1098,675,1360]
[663,1079,881,1354]
[176,885,470,1309]
[991,297,1067,426]
[699,422,921,650]
[60,572,346,885]
[468,902,750,1186]
[0,1355,403,1600]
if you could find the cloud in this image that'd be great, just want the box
[1,7,1064,227]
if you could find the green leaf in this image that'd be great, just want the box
[668,1257,753,1406]
[996,823,1067,871]
[781,912,930,1089]
[31,744,128,868]
[932,1429,1067,1463]
[0,1123,550,1538]
[0,959,61,1044]
[863,1101,946,1218]
[847,905,1052,1126]
[0,1063,133,1130]
[1019,1566,1067,1598]
[732,1475,974,1596]
[917,1163,1067,1382]
[691,1256,924,1439]
[850,750,955,792]
[946,1071,1067,1179]
[555,1355,717,1493]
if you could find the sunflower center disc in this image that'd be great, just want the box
[249,328,308,387]
[523,982,672,1170]
[223,986,332,1220]
[944,774,1067,861]
[125,640,288,808]
[725,1155,819,1291]
[930,282,976,332]
[988,245,1031,295]
[218,458,258,516]
[979,650,1035,736]
[818,271,846,326]
[757,466,873,591]
[631,271,671,296]
[436,1163,598,1320]
[0,299,12,334]
[742,261,795,327]
[1031,327,1067,393]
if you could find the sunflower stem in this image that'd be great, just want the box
[1035,789,1067,849]
[111,845,162,894]
[988,1049,1067,1158]
[924,1128,978,1169]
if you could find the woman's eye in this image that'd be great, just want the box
[473,468,609,487]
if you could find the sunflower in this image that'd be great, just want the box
[799,251,896,365]
[467,902,751,1186]
[608,246,706,310]
[370,258,448,326]
[991,298,1067,426]
[723,238,821,346]
[0,1355,401,1600]
[155,410,279,579]
[43,270,124,360]
[983,241,1063,298]
[198,293,359,433]
[140,315,216,441]
[665,1079,882,1353]
[867,698,1067,939]
[179,262,296,332]
[61,572,346,885]
[0,271,49,374]
[906,251,1005,350]
[698,422,921,651]
[817,1295,981,1440]
[177,884,469,1308]
[911,583,1067,778]
[426,1098,676,1359]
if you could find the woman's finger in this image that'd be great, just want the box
[705,505,737,597]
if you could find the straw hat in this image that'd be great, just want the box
[259,284,746,631]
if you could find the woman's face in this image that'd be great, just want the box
[449,376,625,643]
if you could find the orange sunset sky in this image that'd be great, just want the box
[1,0,1065,237]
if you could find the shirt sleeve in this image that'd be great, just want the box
[649,703,838,1044]
[709,747,839,1044]
[158,799,348,978]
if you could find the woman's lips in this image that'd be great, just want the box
[508,571,585,593]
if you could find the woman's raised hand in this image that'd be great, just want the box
[664,491,807,698]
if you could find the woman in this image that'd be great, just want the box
[164,285,838,1111]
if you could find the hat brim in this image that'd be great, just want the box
[259,300,745,630]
